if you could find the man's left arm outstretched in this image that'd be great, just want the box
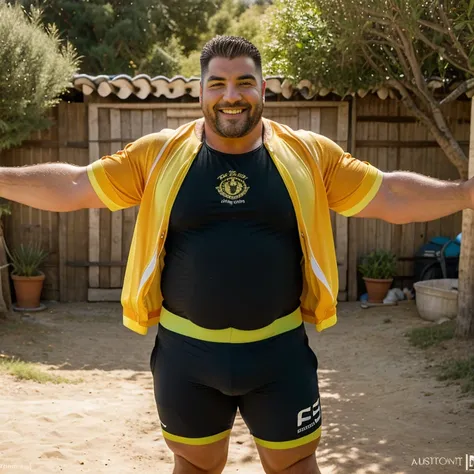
[355,172,474,224]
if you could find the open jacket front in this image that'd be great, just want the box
[87,118,383,335]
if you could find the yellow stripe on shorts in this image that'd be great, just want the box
[159,307,302,343]
[254,426,321,450]
[161,428,231,445]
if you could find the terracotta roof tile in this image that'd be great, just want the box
[72,74,474,100]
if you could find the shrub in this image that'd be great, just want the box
[0,2,78,150]
[358,249,397,280]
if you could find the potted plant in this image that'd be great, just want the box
[5,241,48,309]
[359,250,397,303]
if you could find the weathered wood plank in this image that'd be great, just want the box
[99,101,344,110]
[337,103,349,143]
[88,104,100,289]
[120,111,135,282]
[298,108,311,131]
[153,109,167,132]
[58,103,69,301]
[167,109,203,119]
[109,109,123,288]
[335,213,348,301]
[310,108,321,134]
[98,108,112,289]
[319,107,338,142]
[142,110,153,135]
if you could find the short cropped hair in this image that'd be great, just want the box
[200,36,262,79]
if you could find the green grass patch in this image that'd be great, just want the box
[437,357,474,394]
[406,321,455,348]
[0,357,80,384]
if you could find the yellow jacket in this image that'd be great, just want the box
[87,118,382,335]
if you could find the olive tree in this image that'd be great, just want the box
[0,2,78,150]
[264,0,474,178]
[264,0,474,337]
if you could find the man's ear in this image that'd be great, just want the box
[262,79,266,103]
[199,82,203,104]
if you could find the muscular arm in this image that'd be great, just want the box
[355,171,474,224]
[0,163,106,212]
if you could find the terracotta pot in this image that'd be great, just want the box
[363,277,393,304]
[11,272,45,309]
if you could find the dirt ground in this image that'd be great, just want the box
[0,301,473,474]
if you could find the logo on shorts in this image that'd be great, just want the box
[297,398,321,434]
[216,170,249,205]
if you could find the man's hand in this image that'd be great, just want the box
[355,171,472,224]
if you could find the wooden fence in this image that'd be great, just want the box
[0,95,470,302]
[349,96,468,299]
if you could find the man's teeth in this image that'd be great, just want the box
[221,109,244,115]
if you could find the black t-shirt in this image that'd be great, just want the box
[161,142,303,330]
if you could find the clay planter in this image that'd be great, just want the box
[11,272,45,309]
[363,277,393,304]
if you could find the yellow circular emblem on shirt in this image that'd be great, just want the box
[216,171,250,200]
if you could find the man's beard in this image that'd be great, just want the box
[202,100,264,138]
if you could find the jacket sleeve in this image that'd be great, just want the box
[86,131,172,211]
[305,132,383,216]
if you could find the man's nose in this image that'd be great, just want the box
[223,84,242,103]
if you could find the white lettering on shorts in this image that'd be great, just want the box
[297,398,321,434]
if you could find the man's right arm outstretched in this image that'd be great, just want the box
[0,163,107,212]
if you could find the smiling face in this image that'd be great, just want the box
[200,56,266,139]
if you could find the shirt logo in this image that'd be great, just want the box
[216,170,249,205]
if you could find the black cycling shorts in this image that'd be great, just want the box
[149,315,321,449]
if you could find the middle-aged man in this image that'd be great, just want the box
[1,36,473,474]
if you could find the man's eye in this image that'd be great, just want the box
[240,82,253,86]
[210,83,224,88]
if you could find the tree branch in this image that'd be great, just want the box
[412,26,473,75]
[437,2,471,68]
[362,26,417,82]
[359,6,394,26]
[417,19,449,35]
[393,23,437,109]
[395,29,466,153]
[387,79,468,178]
[440,78,474,105]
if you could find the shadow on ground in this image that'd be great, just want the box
[0,302,155,372]
[1,301,473,474]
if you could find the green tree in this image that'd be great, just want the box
[15,0,220,75]
[264,0,473,178]
[265,0,474,338]
[178,0,270,77]
[228,3,268,52]
[0,2,78,150]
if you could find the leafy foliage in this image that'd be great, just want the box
[0,2,78,150]
[264,0,474,177]
[5,241,49,277]
[358,250,397,279]
[14,0,221,75]
[178,0,271,77]
[264,0,474,92]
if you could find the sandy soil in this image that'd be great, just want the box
[0,301,473,474]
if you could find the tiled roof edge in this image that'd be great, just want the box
[72,74,474,101]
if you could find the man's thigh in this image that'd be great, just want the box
[256,438,320,474]
[238,325,322,471]
[165,436,231,473]
[150,325,238,453]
